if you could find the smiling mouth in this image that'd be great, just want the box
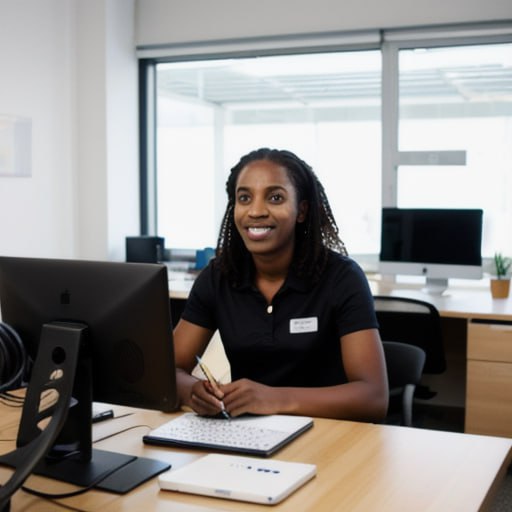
[248,227,272,235]
[246,226,273,240]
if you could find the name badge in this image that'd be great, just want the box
[290,317,318,334]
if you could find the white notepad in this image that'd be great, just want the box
[143,413,314,457]
[158,453,317,504]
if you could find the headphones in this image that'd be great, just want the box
[0,322,28,392]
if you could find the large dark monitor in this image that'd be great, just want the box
[0,256,178,496]
[379,208,483,295]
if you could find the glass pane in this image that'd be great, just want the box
[156,97,217,248]
[398,43,512,256]
[156,50,381,254]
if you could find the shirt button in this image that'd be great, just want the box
[267,305,273,314]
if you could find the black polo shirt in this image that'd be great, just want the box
[181,251,378,387]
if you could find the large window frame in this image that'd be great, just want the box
[138,22,512,268]
[381,25,512,207]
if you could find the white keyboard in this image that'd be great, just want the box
[144,412,313,456]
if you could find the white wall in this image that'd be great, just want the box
[105,1,140,262]
[136,0,512,47]
[75,0,139,261]
[0,0,76,258]
[0,0,138,261]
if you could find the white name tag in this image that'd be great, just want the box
[290,317,318,334]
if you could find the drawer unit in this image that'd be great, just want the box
[466,321,512,437]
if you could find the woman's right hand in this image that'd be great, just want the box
[188,378,226,417]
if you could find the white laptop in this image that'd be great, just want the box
[158,453,317,505]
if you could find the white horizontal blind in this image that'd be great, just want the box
[136,30,381,59]
[384,21,512,43]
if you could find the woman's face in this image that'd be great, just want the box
[234,159,307,259]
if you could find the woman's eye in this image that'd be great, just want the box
[269,193,284,203]
[237,194,250,203]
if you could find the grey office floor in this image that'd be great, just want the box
[411,403,512,511]
[489,467,512,512]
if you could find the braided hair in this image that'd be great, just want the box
[215,148,347,286]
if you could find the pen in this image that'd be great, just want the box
[195,355,231,419]
[92,409,114,423]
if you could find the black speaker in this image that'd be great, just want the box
[126,236,165,263]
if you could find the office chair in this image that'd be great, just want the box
[383,341,426,427]
[373,296,446,376]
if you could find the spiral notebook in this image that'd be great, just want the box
[158,453,317,504]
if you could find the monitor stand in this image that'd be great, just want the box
[421,277,449,296]
[0,322,169,500]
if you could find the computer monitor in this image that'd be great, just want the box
[0,256,178,495]
[379,208,483,295]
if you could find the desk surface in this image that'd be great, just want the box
[0,404,510,512]
[169,274,512,322]
[368,277,512,322]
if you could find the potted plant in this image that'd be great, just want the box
[490,252,511,299]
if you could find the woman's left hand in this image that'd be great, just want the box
[220,378,284,417]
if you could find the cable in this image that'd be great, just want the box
[0,323,28,393]
[92,422,150,444]
[21,465,119,500]
[0,389,54,407]
[0,393,24,407]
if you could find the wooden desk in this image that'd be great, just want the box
[0,404,510,512]
[367,277,512,322]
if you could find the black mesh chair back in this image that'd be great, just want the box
[373,296,446,374]
[383,341,426,426]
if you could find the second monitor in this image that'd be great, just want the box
[379,208,483,295]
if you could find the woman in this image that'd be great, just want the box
[173,148,388,421]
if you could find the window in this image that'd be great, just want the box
[154,51,382,254]
[140,24,512,265]
[395,42,512,258]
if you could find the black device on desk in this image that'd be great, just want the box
[126,236,165,263]
[0,256,179,501]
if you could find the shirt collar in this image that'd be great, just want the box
[235,256,311,294]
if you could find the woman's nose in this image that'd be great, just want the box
[248,196,268,217]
